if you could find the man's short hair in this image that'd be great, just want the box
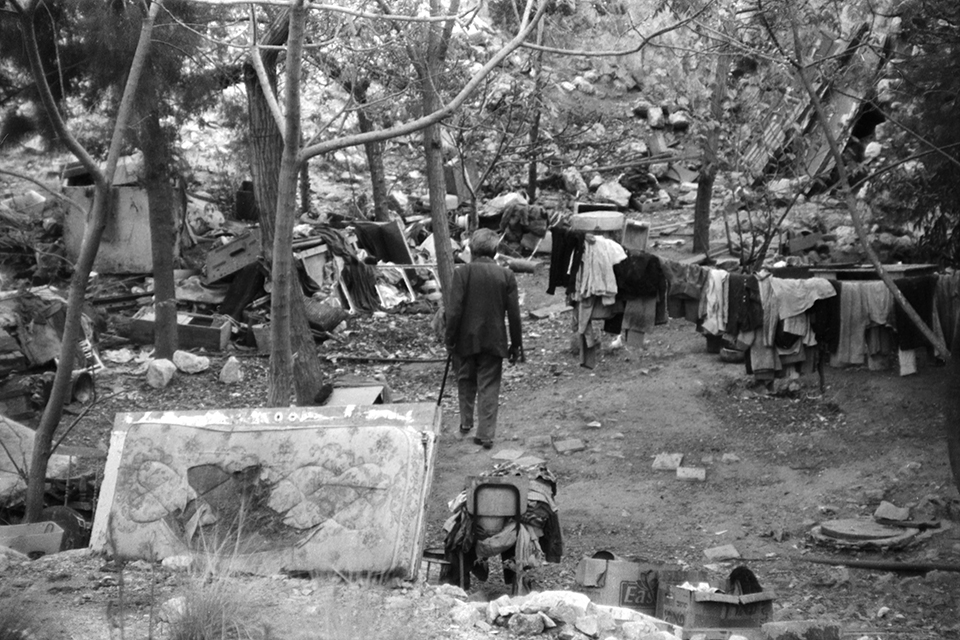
[470,228,499,258]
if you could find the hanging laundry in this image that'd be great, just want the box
[893,275,938,351]
[833,281,894,365]
[700,269,729,336]
[575,236,627,304]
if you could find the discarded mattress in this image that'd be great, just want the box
[90,404,441,577]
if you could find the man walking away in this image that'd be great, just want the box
[445,228,524,449]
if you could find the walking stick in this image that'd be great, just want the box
[437,352,453,406]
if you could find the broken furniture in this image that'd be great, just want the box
[458,475,529,595]
[90,403,441,578]
[128,308,232,352]
[204,228,261,284]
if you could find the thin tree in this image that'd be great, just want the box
[12,0,163,522]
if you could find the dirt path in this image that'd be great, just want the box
[423,268,960,637]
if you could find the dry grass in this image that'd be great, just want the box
[166,577,263,640]
[0,584,35,640]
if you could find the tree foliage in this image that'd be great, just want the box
[867,0,960,267]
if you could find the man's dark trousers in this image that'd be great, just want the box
[455,352,503,442]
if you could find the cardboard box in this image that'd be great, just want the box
[129,308,232,351]
[204,230,261,284]
[658,584,775,631]
[0,521,64,557]
[575,553,683,616]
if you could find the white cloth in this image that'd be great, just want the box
[575,236,627,305]
[700,268,729,335]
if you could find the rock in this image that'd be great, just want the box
[647,106,665,129]
[219,356,243,384]
[161,554,194,571]
[621,620,660,640]
[669,110,691,131]
[434,584,468,600]
[521,591,590,623]
[538,612,557,628]
[172,350,210,374]
[487,594,513,622]
[595,181,632,208]
[0,545,29,571]
[559,80,577,92]
[575,614,599,637]
[632,100,653,118]
[554,438,587,454]
[450,602,482,627]
[652,452,684,470]
[508,612,545,635]
[677,466,707,482]
[158,596,186,622]
[704,543,741,561]
[874,501,910,522]
[721,453,741,463]
[761,620,842,640]
[574,76,597,95]
[562,167,589,195]
[146,359,177,388]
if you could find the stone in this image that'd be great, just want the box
[158,596,186,622]
[450,602,482,627]
[721,453,741,463]
[160,554,194,571]
[595,181,631,208]
[525,435,553,448]
[492,449,525,461]
[761,620,842,640]
[146,358,177,388]
[554,438,587,454]
[562,167,589,195]
[172,350,210,374]
[621,620,659,640]
[488,594,512,622]
[677,466,706,482]
[434,584,468,600]
[538,612,557,628]
[652,452,684,470]
[219,356,243,384]
[575,614,599,637]
[647,106,665,129]
[703,543,741,560]
[668,110,691,131]
[874,500,910,522]
[508,612,545,635]
[632,100,653,118]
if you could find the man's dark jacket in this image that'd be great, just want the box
[445,257,522,358]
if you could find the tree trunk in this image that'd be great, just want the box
[526,21,546,204]
[359,109,390,222]
[139,71,178,359]
[246,7,322,405]
[424,113,454,295]
[947,316,960,493]
[693,52,729,255]
[21,0,161,522]
[268,0,306,407]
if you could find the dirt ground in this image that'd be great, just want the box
[4,262,960,639]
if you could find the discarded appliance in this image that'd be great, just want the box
[61,153,183,274]
[575,550,684,617]
[656,566,775,636]
[91,404,441,577]
[0,521,63,557]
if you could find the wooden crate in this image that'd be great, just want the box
[128,308,231,351]
[204,229,261,284]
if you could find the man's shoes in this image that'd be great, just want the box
[459,424,473,434]
[473,437,493,449]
